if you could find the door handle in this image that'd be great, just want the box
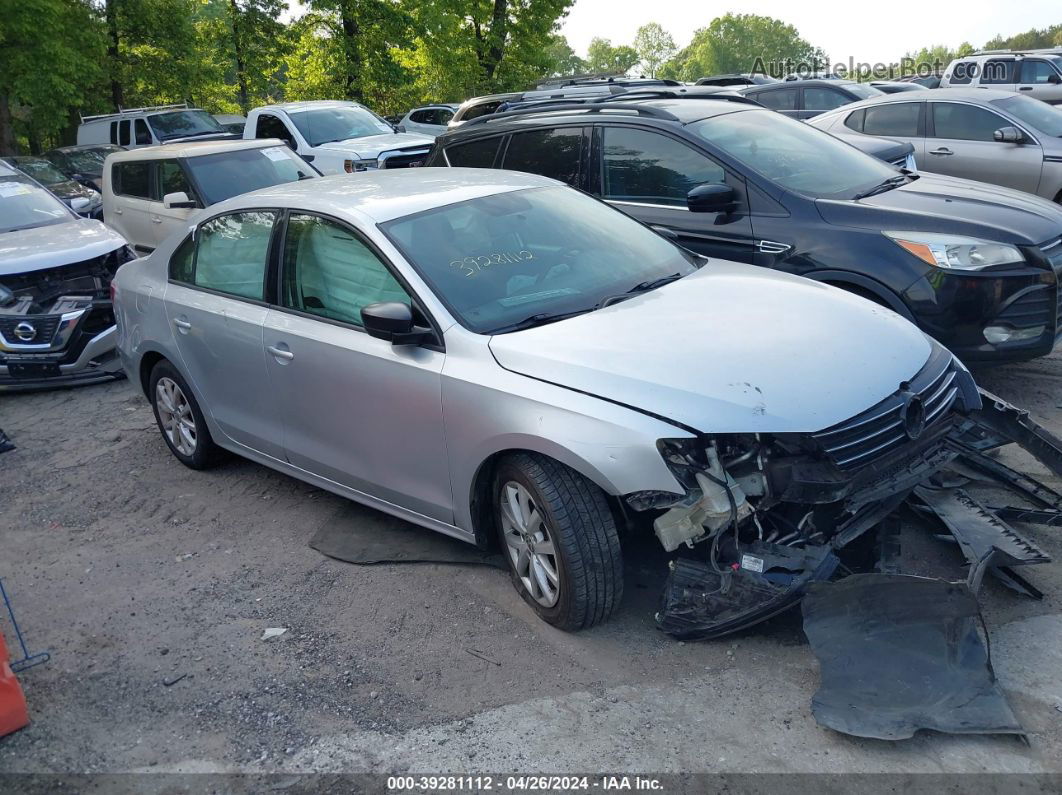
[929,147,953,156]
[267,345,294,361]
[173,318,192,332]
[151,216,163,224]
[1019,86,1033,91]
[114,207,123,215]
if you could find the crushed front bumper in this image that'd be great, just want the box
[0,324,123,391]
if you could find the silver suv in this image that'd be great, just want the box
[941,50,1062,104]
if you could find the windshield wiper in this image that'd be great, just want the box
[595,273,684,310]
[853,174,909,200]
[489,308,594,334]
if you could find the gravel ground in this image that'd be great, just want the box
[1,350,1061,778]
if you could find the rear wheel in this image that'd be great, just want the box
[149,360,222,470]
[493,453,623,630]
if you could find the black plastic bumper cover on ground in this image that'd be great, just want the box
[802,573,1023,740]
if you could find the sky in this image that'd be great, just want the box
[560,0,1061,66]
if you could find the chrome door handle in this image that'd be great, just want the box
[173,319,192,331]
[114,208,123,214]
[267,345,294,361]
[151,216,163,224]
[929,148,953,156]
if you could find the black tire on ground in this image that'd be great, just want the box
[148,359,224,470]
[493,453,623,630]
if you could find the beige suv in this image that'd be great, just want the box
[941,51,1062,104]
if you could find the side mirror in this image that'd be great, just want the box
[687,183,737,214]
[396,124,407,133]
[993,126,1025,144]
[362,302,432,346]
[1049,73,1061,85]
[163,191,197,209]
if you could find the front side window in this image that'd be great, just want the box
[932,103,1008,142]
[157,160,193,200]
[192,211,276,300]
[1019,59,1060,85]
[115,161,151,198]
[503,128,583,185]
[602,127,726,206]
[255,113,294,145]
[182,146,315,205]
[804,88,850,111]
[863,103,921,137]
[287,106,392,147]
[446,137,501,168]
[282,214,409,326]
[148,110,223,142]
[134,119,152,145]
[382,186,699,334]
[690,109,897,199]
[753,88,798,110]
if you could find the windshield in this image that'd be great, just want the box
[56,146,121,175]
[382,186,699,334]
[0,174,72,233]
[8,158,69,186]
[994,95,1062,137]
[288,106,393,146]
[846,83,883,99]
[183,145,316,205]
[691,110,898,198]
[148,110,224,141]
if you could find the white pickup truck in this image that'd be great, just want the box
[244,101,434,175]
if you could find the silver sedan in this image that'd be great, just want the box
[113,169,979,634]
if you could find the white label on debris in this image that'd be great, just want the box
[740,554,764,573]
[262,146,289,162]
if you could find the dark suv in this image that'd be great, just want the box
[426,93,1062,362]
[740,79,883,119]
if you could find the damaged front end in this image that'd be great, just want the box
[632,347,983,640]
[0,246,133,390]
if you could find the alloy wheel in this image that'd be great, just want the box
[499,481,561,607]
[155,377,197,457]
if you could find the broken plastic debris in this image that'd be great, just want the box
[261,628,287,641]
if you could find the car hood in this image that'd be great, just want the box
[833,132,913,163]
[316,132,434,159]
[488,262,932,434]
[817,172,1062,245]
[0,218,126,275]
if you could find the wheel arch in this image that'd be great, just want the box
[806,270,916,322]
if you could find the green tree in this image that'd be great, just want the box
[585,37,640,75]
[661,13,825,82]
[632,22,675,79]
[543,33,586,77]
[223,0,288,114]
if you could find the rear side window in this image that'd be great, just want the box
[863,103,921,136]
[503,128,583,185]
[932,103,1008,142]
[114,161,151,198]
[948,60,976,85]
[446,137,501,168]
[602,127,726,206]
[459,101,502,122]
[804,88,849,112]
[118,120,131,146]
[169,235,195,282]
[981,59,1016,85]
[753,88,798,111]
[843,109,865,132]
[192,211,276,300]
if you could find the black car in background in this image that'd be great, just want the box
[2,156,104,219]
[43,144,125,192]
[740,79,883,119]
[426,93,1062,362]
[695,74,779,87]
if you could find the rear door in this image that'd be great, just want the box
[859,101,925,163]
[801,86,853,120]
[978,58,1017,92]
[593,124,756,263]
[1016,59,1062,105]
[927,101,1043,192]
[110,160,156,253]
[499,126,588,191]
[164,210,284,458]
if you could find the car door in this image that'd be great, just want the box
[801,86,853,120]
[164,210,284,458]
[262,213,452,522]
[151,159,198,248]
[593,124,756,263]
[110,160,156,253]
[500,125,588,191]
[1016,59,1062,105]
[858,101,925,163]
[978,58,1017,93]
[927,101,1043,193]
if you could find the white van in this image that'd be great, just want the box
[243,101,434,174]
[102,139,317,253]
[78,104,240,150]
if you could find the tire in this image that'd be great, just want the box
[493,453,623,630]
[148,360,223,470]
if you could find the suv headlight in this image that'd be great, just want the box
[344,158,377,173]
[884,231,1023,270]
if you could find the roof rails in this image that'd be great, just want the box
[460,102,681,129]
[595,88,760,105]
[80,103,189,123]
[971,47,1062,56]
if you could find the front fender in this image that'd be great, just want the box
[804,269,916,322]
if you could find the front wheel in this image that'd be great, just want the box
[493,453,623,630]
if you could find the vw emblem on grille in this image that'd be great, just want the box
[13,321,37,342]
[900,393,926,440]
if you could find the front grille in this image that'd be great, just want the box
[0,314,61,346]
[378,148,430,169]
[812,348,959,470]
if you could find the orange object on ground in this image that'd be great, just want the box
[0,629,29,737]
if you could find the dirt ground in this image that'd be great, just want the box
[1,349,1061,779]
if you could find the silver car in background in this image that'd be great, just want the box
[809,89,1062,202]
[113,170,979,633]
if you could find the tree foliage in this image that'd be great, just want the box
[585,37,640,75]
[633,22,675,79]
